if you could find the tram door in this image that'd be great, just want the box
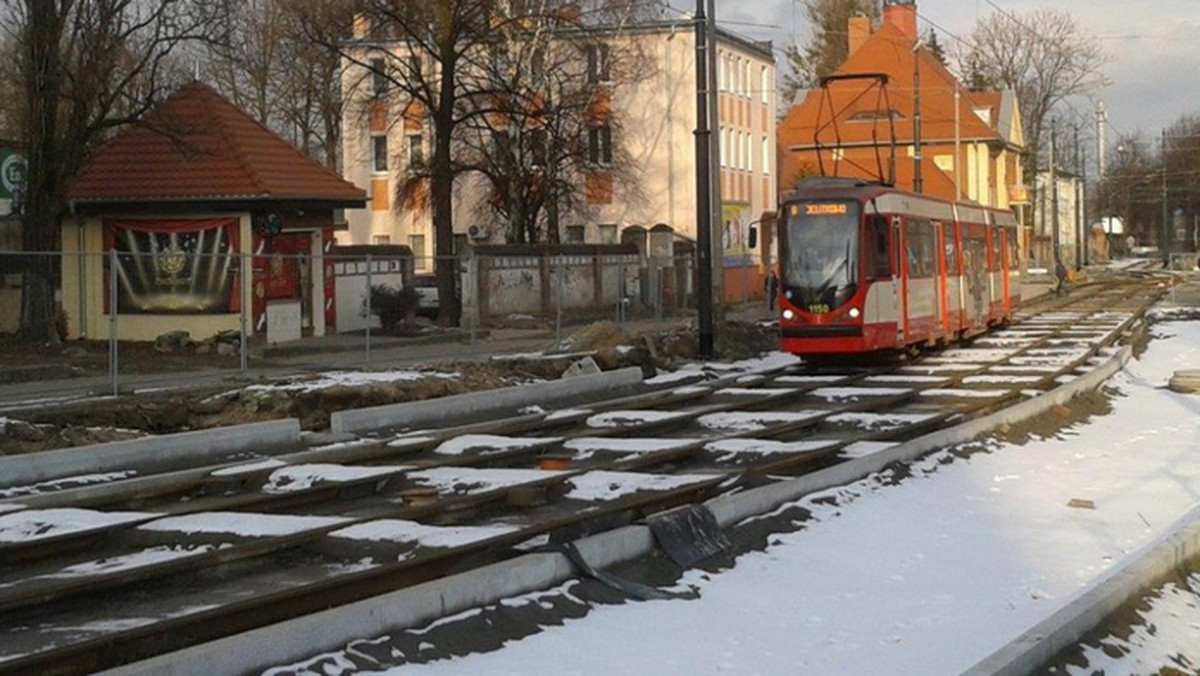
[963,235,988,328]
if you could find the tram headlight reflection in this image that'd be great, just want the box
[782,309,795,320]
[848,307,861,319]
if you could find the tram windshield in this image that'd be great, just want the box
[784,201,860,310]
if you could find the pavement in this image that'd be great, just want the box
[0,304,775,412]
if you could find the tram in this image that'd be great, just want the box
[777,177,1020,356]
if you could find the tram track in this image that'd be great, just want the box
[0,278,1161,676]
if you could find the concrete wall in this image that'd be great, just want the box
[334,258,408,333]
[465,244,640,325]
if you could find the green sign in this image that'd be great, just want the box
[0,150,26,201]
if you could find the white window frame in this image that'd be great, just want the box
[372,135,388,173]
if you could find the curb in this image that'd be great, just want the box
[962,501,1200,676]
[330,366,646,435]
[97,344,1137,676]
[0,419,302,490]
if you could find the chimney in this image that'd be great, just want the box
[848,15,871,56]
[882,1,918,41]
[352,13,370,39]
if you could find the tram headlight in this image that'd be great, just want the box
[848,307,861,319]
[782,309,795,320]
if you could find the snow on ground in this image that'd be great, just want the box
[712,387,797,397]
[139,512,349,537]
[704,438,837,461]
[562,437,697,459]
[262,464,409,494]
[0,545,217,588]
[918,388,1010,399]
[825,411,938,431]
[433,435,557,456]
[563,471,715,503]
[0,508,158,543]
[407,468,565,496]
[0,471,137,499]
[544,408,592,421]
[210,459,287,477]
[585,410,690,428]
[1066,572,1200,675]
[377,319,1200,676]
[808,386,910,401]
[695,410,825,432]
[645,352,802,386]
[328,520,519,550]
[244,370,458,395]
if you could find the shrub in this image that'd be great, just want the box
[366,284,420,333]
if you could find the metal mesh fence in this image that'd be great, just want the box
[0,248,770,394]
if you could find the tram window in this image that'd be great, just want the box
[943,226,959,273]
[1007,231,1019,268]
[991,229,1003,270]
[867,216,891,278]
[905,219,936,277]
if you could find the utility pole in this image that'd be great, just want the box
[1162,127,1170,268]
[694,0,716,359]
[1050,119,1059,261]
[912,40,923,194]
[1080,121,1089,270]
[1096,102,1107,178]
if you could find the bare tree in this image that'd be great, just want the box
[457,2,653,244]
[2,0,212,343]
[1098,132,1156,250]
[297,0,497,327]
[957,9,1109,176]
[203,0,351,168]
[779,0,878,106]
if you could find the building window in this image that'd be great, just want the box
[372,234,390,245]
[588,124,612,166]
[372,135,388,173]
[586,43,610,84]
[565,225,586,243]
[760,65,769,104]
[406,133,424,167]
[409,234,427,270]
[761,136,770,174]
[599,223,618,244]
[370,58,387,96]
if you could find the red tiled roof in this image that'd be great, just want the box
[70,82,365,206]
[778,23,1011,203]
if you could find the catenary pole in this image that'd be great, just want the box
[694,0,716,359]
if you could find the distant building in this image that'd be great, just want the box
[777,1,1027,245]
[339,17,777,296]
[1032,169,1083,267]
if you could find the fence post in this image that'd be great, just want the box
[364,253,372,362]
[108,249,118,397]
[555,255,563,345]
[655,265,664,322]
[239,252,248,373]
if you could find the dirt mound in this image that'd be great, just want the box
[566,321,633,352]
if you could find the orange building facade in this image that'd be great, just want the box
[777,1,1026,241]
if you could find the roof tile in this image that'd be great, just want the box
[70,82,365,205]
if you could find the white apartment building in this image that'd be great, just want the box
[340,19,776,271]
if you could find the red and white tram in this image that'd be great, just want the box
[777,177,1020,356]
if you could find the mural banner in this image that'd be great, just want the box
[104,218,240,314]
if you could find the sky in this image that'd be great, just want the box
[708,0,1200,150]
